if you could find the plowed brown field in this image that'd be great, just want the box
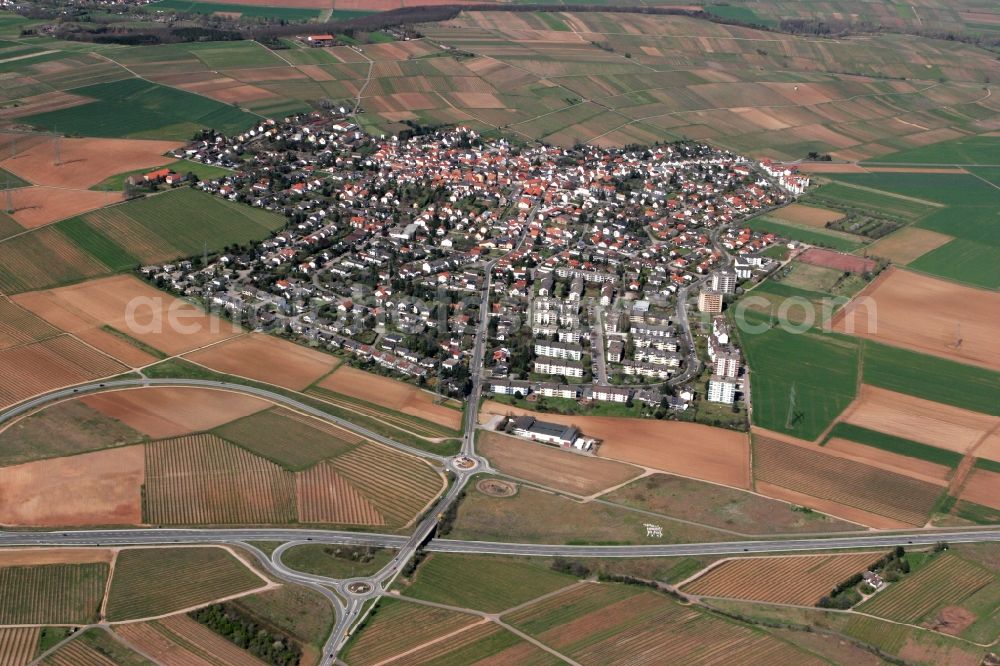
[682,552,884,604]
[82,387,270,439]
[958,469,1000,510]
[184,332,338,390]
[318,365,462,430]
[5,186,120,229]
[14,275,241,359]
[0,335,127,410]
[832,268,1000,371]
[1,137,181,189]
[0,445,143,526]
[480,401,750,488]
[844,385,998,454]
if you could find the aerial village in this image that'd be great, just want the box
[141,112,804,425]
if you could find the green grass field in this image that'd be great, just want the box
[90,159,232,192]
[0,563,108,624]
[149,0,322,20]
[802,183,930,221]
[21,78,257,139]
[868,134,1000,166]
[824,422,963,468]
[862,341,1000,416]
[52,187,285,271]
[0,166,31,189]
[748,217,864,251]
[105,547,264,621]
[281,544,395,579]
[401,553,575,613]
[213,407,363,470]
[736,309,859,440]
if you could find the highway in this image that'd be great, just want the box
[4,527,1000,556]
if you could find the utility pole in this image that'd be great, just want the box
[52,129,61,167]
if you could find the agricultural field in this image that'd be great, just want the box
[38,639,120,666]
[70,628,155,666]
[0,445,144,526]
[838,384,999,459]
[143,433,297,525]
[0,628,40,666]
[821,172,1000,288]
[20,77,258,140]
[326,443,445,527]
[450,479,725,545]
[504,582,826,665]
[604,473,858,535]
[681,552,884,604]
[735,309,859,441]
[480,401,750,489]
[316,365,464,432]
[14,274,242,363]
[114,615,266,666]
[748,216,864,252]
[0,136,182,190]
[400,553,576,613]
[184,332,340,391]
[0,562,108,624]
[0,398,145,466]
[213,406,364,470]
[79,386,270,439]
[861,341,1000,417]
[2,186,119,230]
[0,226,116,294]
[833,268,1000,371]
[752,433,945,528]
[866,226,952,264]
[959,468,1000,512]
[0,294,60,349]
[149,0,325,20]
[105,546,268,621]
[824,422,963,470]
[340,598,481,666]
[869,134,1000,166]
[476,430,641,496]
[859,553,995,625]
[52,187,286,269]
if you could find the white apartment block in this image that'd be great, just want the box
[591,385,631,403]
[635,349,682,367]
[532,324,558,337]
[537,382,578,399]
[534,359,584,378]
[535,341,583,361]
[621,361,671,379]
[557,328,582,344]
[707,376,738,404]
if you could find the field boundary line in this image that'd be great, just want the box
[498,580,589,617]
[26,623,98,666]
[101,625,163,665]
[98,548,119,621]
[496,619,581,666]
[583,468,653,501]
[367,617,489,666]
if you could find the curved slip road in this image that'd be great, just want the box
[0,377,449,464]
